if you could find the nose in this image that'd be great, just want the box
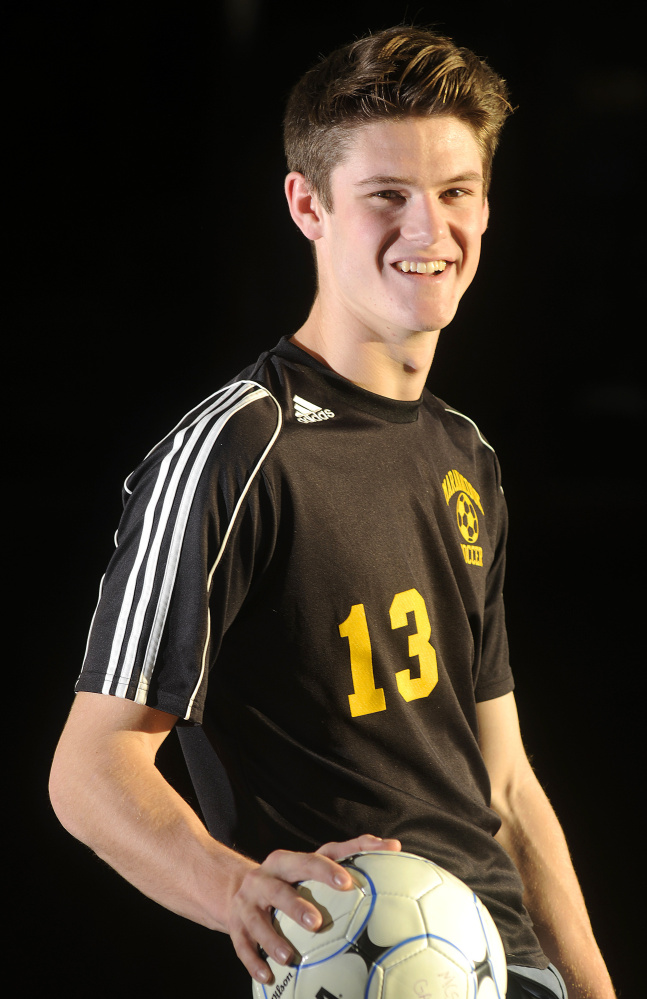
[400,193,445,245]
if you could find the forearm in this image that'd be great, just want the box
[477,694,614,999]
[50,693,401,986]
[494,770,615,999]
[49,723,255,932]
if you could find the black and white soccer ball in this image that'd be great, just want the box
[251,850,507,999]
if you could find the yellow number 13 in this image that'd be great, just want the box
[338,588,439,718]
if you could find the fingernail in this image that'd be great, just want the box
[276,946,291,964]
[333,873,349,887]
[255,968,270,984]
[302,911,318,929]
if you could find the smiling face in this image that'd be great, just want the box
[312,115,490,344]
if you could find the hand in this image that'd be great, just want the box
[228,834,401,984]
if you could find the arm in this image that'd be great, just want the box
[476,692,615,999]
[49,691,400,985]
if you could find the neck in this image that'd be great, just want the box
[291,298,439,401]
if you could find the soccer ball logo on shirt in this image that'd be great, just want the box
[441,470,484,568]
[456,492,479,544]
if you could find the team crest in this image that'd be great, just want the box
[442,470,484,567]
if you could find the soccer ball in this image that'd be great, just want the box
[251,850,507,999]
[456,492,479,543]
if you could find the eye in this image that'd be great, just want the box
[442,187,473,201]
[371,190,406,202]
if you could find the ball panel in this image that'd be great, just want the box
[347,851,444,899]
[293,950,370,999]
[251,963,297,999]
[473,897,507,995]
[379,943,474,999]
[419,885,487,961]
[348,894,424,949]
[273,879,366,962]
[477,980,504,999]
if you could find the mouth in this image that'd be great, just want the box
[394,260,448,274]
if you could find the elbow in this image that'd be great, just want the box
[48,750,73,833]
[489,777,518,827]
[489,759,538,838]
[48,743,89,844]
[490,788,516,850]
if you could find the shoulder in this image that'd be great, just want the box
[422,393,505,522]
[122,360,285,504]
[424,392,497,457]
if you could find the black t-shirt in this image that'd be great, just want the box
[77,338,547,968]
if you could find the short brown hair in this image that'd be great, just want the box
[284,26,512,210]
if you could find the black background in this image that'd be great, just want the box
[8,1,643,994]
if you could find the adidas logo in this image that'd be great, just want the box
[293,394,335,424]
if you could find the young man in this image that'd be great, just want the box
[49,27,615,998]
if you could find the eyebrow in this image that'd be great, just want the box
[355,172,484,187]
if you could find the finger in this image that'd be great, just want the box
[230,924,278,985]
[316,834,402,861]
[231,854,347,976]
[260,848,356,893]
[229,881,300,982]
[245,871,324,941]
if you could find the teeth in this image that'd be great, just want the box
[396,261,447,274]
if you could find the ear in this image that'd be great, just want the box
[284,172,326,240]
[481,197,490,234]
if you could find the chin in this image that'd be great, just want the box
[413,326,442,335]
[408,311,457,334]
[398,301,460,334]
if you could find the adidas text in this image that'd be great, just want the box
[296,408,335,424]
[293,394,335,424]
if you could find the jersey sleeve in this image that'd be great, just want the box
[75,380,282,722]
[474,450,514,702]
